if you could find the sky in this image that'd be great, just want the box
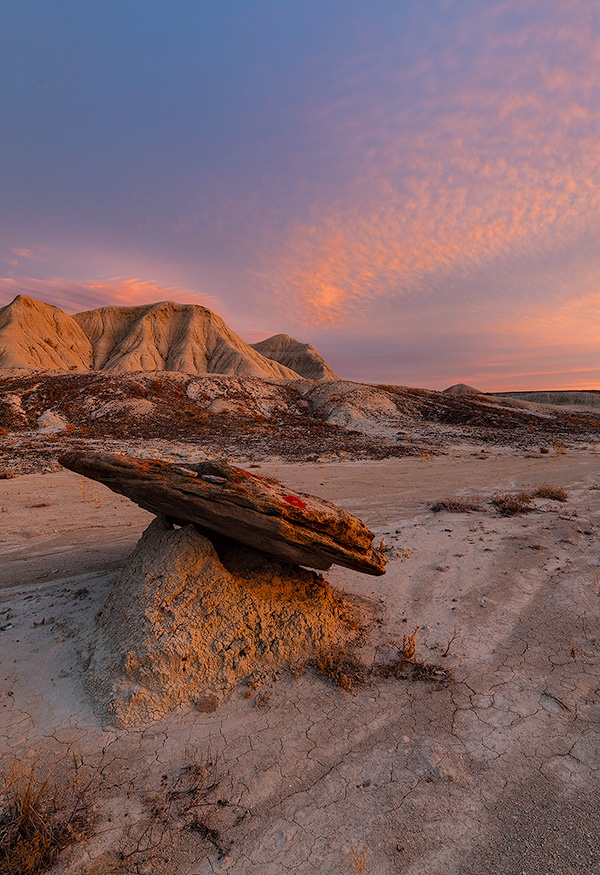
[1,0,600,391]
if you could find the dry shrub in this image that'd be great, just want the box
[533,483,568,502]
[552,438,567,454]
[491,490,532,516]
[0,752,93,875]
[431,497,481,513]
[314,646,366,692]
[374,628,454,687]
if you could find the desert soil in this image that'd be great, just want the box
[1,447,599,874]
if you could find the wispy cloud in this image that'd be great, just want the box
[0,276,227,317]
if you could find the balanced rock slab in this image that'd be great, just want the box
[59,450,386,575]
[85,516,365,727]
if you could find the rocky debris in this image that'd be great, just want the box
[84,516,365,727]
[251,333,340,380]
[59,450,387,575]
[36,409,69,434]
[2,370,599,476]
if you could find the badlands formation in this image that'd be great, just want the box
[0,294,322,378]
[1,293,600,874]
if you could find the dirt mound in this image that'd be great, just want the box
[84,516,364,727]
[251,333,339,380]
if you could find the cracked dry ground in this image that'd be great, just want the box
[1,451,599,874]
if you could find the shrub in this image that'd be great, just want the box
[0,753,93,874]
[534,483,568,502]
[492,490,532,516]
[314,646,366,691]
[431,497,481,513]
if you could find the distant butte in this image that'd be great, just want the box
[251,333,339,380]
[0,295,338,380]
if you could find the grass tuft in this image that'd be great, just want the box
[491,490,532,516]
[431,497,482,513]
[314,646,366,692]
[533,483,568,502]
[0,752,92,875]
[374,628,454,688]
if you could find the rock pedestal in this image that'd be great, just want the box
[85,517,365,728]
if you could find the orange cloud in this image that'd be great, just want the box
[0,276,228,318]
[257,1,600,330]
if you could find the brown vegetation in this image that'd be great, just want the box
[0,752,93,875]
[533,483,569,502]
[491,490,533,516]
[431,497,482,513]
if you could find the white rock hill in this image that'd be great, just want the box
[0,295,339,379]
[72,300,299,378]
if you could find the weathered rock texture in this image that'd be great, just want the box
[85,516,363,727]
[251,333,339,380]
[59,450,387,575]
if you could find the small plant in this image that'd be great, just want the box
[349,840,367,874]
[0,751,94,875]
[374,628,454,688]
[420,449,434,462]
[291,657,307,679]
[78,476,106,508]
[314,646,366,692]
[552,438,567,454]
[431,497,481,513]
[399,626,419,660]
[533,483,568,502]
[491,490,532,516]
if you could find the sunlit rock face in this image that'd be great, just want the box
[0,295,93,370]
[0,295,342,379]
[73,301,300,378]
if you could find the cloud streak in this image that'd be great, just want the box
[0,276,228,318]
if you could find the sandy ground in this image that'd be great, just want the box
[1,447,599,873]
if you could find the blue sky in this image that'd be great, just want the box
[2,1,600,389]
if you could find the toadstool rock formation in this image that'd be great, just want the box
[59,451,387,575]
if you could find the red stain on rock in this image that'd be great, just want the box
[283,495,306,509]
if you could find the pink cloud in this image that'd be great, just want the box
[0,276,229,318]
[255,1,600,332]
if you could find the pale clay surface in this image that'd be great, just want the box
[1,450,599,873]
